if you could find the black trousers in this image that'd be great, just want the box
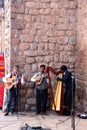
[63,88,72,114]
[6,87,20,113]
[36,88,48,113]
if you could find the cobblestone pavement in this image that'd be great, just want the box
[0,110,87,130]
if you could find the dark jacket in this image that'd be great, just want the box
[57,71,72,90]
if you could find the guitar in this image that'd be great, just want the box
[4,76,19,90]
[35,74,48,86]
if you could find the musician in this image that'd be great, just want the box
[31,64,48,115]
[56,65,75,116]
[2,65,25,116]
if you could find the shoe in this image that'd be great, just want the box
[11,111,14,114]
[11,109,15,114]
[4,113,9,116]
[36,112,40,115]
[64,112,71,116]
[41,112,48,115]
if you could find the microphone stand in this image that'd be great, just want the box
[71,75,75,130]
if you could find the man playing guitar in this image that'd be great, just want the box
[31,64,48,115]
[2,65,25,116]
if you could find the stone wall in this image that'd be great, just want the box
[2,0,87,112]
[11,0,77,71]
[9,0,77,111]
[76,0,87,112]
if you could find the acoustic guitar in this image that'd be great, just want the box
[35,74,48,86]
[4,76,19,90]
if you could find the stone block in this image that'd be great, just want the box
[69,16,76,23]
[44,43,49,50]
[29,9,39,15]
[49,43,56,51]
[69,10,76,16]
[49,62,55,68]
[60,52,69,62]
[54,31,65,36]
[44,51,50,55]
[44,9,51,15]
[36,56,44,63]
[42,2,50,9]
[70,1,77,9]
[50,2,58,8]
[57,36,68,45]
[38,43,44,50]
[37,51,44,56]
[25,104,30,111]
[26,89,34,98]
[11,13,17,19]
[42,36,48,42]
[62,0,69,8]
[30,43,38,50]
[12,3,25,13]
[36,2,42,9]
[37,30,45,35]
[11,38,20,46]
[23,28,36,35]
[11,19,25,29]
[51,9,59,15]
[48,37,57,43]
[25,8,29,14]
[40,0,51,2]
[59,17,69,24]
[68,56,76,63]
[54,54,59,63]
[20,90,26,96]
[57,23,68,30]
[35,36,42,42]
[34,22,43,29]
[31,106,36,111]
[24,71,33,82]
[68,23,76,30]
[24,50,37,56]
[22,34,34,42]
[22,29,31,34]
[26,98,36,105]
[46,31,53,36]
[66,31,75,36]
[32,64,38,72]
[44,55,53,62]
[26,57,35,64]
[19,43,30,50]
[25,2,36,8]
[64,45,74,51]
[24,15,31,22]
[37,50,49,56]
[52,16,59,25]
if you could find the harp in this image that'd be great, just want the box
[47,67,64,114]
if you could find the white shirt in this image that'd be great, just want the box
[2,72,25,85]
[31,72,49,83]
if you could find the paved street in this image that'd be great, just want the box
[0,110,87,130]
